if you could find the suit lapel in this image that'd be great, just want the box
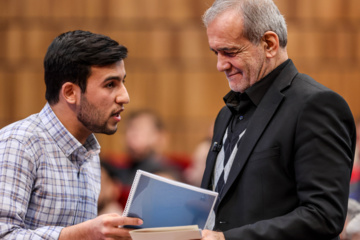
[201,107,232,189]
[218,60,299,203]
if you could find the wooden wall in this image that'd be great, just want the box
[0,0,359,156]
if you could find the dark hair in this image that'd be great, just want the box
[44,30,128,104]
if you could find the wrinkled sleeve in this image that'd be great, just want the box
[0,137,63,240]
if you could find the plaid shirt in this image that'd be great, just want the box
[0,103,101,240]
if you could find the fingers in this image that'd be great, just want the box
[100,214,143,228]
[99,216,143,239]
[108,226,133,239]
[115,216,143,228]
[202,229,210,237]
[201,230,225,240]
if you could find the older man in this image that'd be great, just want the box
[200,0,356,239]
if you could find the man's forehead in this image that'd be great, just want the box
[207,10,244,39]
[89,60,125,73]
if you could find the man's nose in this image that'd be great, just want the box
[116,86,130,104]
[217,54,231,72]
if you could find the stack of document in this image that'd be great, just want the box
[129,225,201,240]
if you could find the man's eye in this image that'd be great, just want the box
[224,52,237,57]
[106,82,114,88]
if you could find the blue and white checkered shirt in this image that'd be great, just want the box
[0,103,101,239]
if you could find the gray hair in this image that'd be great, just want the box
[202,0,288,48]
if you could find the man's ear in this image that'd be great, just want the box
[60,82,79,104]
[262,31,279,58]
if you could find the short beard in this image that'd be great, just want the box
[77,94,117,135]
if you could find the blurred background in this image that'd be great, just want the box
[1,0,360,161]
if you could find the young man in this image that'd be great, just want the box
[200,0,356,239]
[0,30,142,239]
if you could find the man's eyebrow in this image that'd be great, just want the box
[103,74,126,83]
[211,47,239,52]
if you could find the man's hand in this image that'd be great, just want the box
[59,213,143,240]
[202,229,225,240]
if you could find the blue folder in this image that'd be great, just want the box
[123,170,218,229]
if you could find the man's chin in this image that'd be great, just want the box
[228,80,250,93]
[98,125,118,135]
[104,128,118,135]
[229,84,246,93]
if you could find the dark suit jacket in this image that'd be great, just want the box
[201,60,356,240]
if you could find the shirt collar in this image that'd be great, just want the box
[39,103,101,158]
[224,59,290,111]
